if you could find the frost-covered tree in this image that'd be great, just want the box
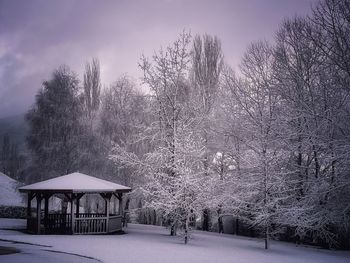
[274,13,350,247]
[100,75,149,185]
[222,41,287,249]
[140,124,205,244]
[110,32,208,243]
[100,76,147,146]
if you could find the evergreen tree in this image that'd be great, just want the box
[26,66,82,181]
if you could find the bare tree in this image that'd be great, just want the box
[311,0,350,87]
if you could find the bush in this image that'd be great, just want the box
[0,205,27,219]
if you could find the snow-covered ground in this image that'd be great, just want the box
[0,218,349,263]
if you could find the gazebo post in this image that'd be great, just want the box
[75,193,84,233]
[116,193,126,227]
[27,192,34,231]
[27,192,33,218]
[114,195,117,214]
[70,194,75,234]
[76,193,84,218]
[118,193,123,216]
[76,197,80,217]
[36,193,42,234]
[104,197,108,215]
[44,196,49,218]
[44,194,50,233]
[101,193,112,233]
[107,194,112,233]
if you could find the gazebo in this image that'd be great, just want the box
[19,172,131,235]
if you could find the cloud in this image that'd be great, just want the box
[0,0,316,118]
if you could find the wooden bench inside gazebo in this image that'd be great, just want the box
[19,172,131,235]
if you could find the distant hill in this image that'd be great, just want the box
[0,114,28,150]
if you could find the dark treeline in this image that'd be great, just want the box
[14,0,350,248]
[0,133,25,179]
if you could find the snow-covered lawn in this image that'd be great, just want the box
[0,218,349,263]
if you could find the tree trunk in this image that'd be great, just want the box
[184,215,189,244]
[235,218,239,235]
[202,208,210,231]
[170,222,177,236]
[265,224,269,249]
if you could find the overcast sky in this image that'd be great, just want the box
[0,0,317,118]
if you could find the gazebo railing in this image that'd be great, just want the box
[75,213,107,218]
[46,213,71,225]
[44,213,71,234]
[74,216,107,234]
[33,213,123,234]
[74,214,123,234]
[27,213,72,234]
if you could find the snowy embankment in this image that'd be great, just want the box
[0,219,349,263]
[0,172,25,207]
[0,172,62,211]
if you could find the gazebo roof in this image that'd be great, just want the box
[19,172,131,194]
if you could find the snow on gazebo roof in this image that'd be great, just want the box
[19,172,131,194]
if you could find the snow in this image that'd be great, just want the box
[19,172,131,193]
[0,219,349,263]
[0,172,25,207]
[0,218,26,230]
